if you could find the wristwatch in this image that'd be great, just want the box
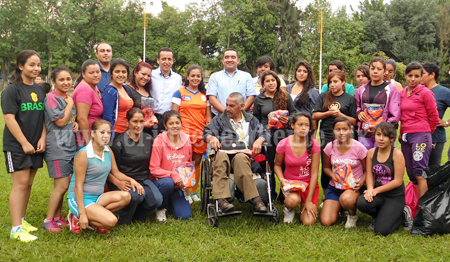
[446,121,449,127]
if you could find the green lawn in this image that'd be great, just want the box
[1,110,450,261]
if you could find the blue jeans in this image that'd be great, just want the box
[152,177,192,220]
[108,179,163,224]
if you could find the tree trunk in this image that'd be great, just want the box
[1,61,9,91]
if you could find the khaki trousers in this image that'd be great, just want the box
[212,151,259,202]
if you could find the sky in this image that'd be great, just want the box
[145,0,392,15]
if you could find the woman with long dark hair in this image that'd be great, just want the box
[286,61,319,115]
[274,112,320,225]
[126,62,156,135]
[102,58,134,137]
[313,70,357,193]
[253,70,295,200]
[2,50,46,242]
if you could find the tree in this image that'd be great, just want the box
[270,0,302,78]
[436,2,450,82]
[0,0,30,89]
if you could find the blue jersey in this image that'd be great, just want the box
[68,142,111,199]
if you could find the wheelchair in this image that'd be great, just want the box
[200,144,280,227]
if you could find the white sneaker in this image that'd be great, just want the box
[156,208,167,222]
[345,214,358,228]
[191,193,201,202]
[283,207,295,223]
[186,195,193,204]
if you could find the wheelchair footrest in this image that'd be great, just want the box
[253,211,277,217]
[217,210,242,217]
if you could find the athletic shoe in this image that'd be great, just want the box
[191,193,201,202]
[54,216,69,228]
[10,228,38,242]
[283,207,295,223]
[22,220,38,232]
[368,219,376,231]
[186,195,193,204]
[67,213,81,234]
[345,214,358,228]
[88,225,110,234]
[156,208,167,222]
[42,219,62,232]
[403,206,413,231]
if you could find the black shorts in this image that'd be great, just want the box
[4,151,44,173]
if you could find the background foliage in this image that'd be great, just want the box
[1,0,450,88]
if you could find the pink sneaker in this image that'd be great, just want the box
[42,219,62,232]
[54,216,69,228]
[67,213,81,234]
[87,225,110,234]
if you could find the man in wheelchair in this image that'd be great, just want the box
[203,92,270,213]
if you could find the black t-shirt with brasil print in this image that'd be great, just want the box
[314,91,357,142]
[1,83,46,153]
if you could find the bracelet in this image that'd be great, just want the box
[446,121,449,127]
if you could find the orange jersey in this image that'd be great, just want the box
[172,87,209,137]
[333,163,356,190]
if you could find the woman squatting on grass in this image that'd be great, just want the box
[320,117,368,228]
[274,112,320,225]
[67,119,143,234]
[2,50,47,242]
[357,122,409,235]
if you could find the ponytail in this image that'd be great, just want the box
[10,50,40,85]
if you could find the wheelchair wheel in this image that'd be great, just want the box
[269,206,280,225]
[201,158,211,213]
[207,204,218,227]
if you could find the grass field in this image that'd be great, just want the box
[1,110,450,261]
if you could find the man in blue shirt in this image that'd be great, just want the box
[422,62,450,166]
[151,47,182,134]
[95,42,112,94]
[207,48,256,116]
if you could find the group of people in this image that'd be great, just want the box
[3,42,449,242]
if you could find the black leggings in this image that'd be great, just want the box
[320,138,332,190]
[356,191,405,236]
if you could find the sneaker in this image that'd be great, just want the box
[403,206,413,231]
[368,219,376,230]
[156,208,167,222]
[339,210,348,218]
[186,195,193,204]
[191,193,201,202]
[10,228,38,242]
[345,214,358,228]
[22,219,38,232]
[54,216,69,228]
[42,219,62,232]
[283,207,295,223]
[87,225,110,233]
[67,213,81,234]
